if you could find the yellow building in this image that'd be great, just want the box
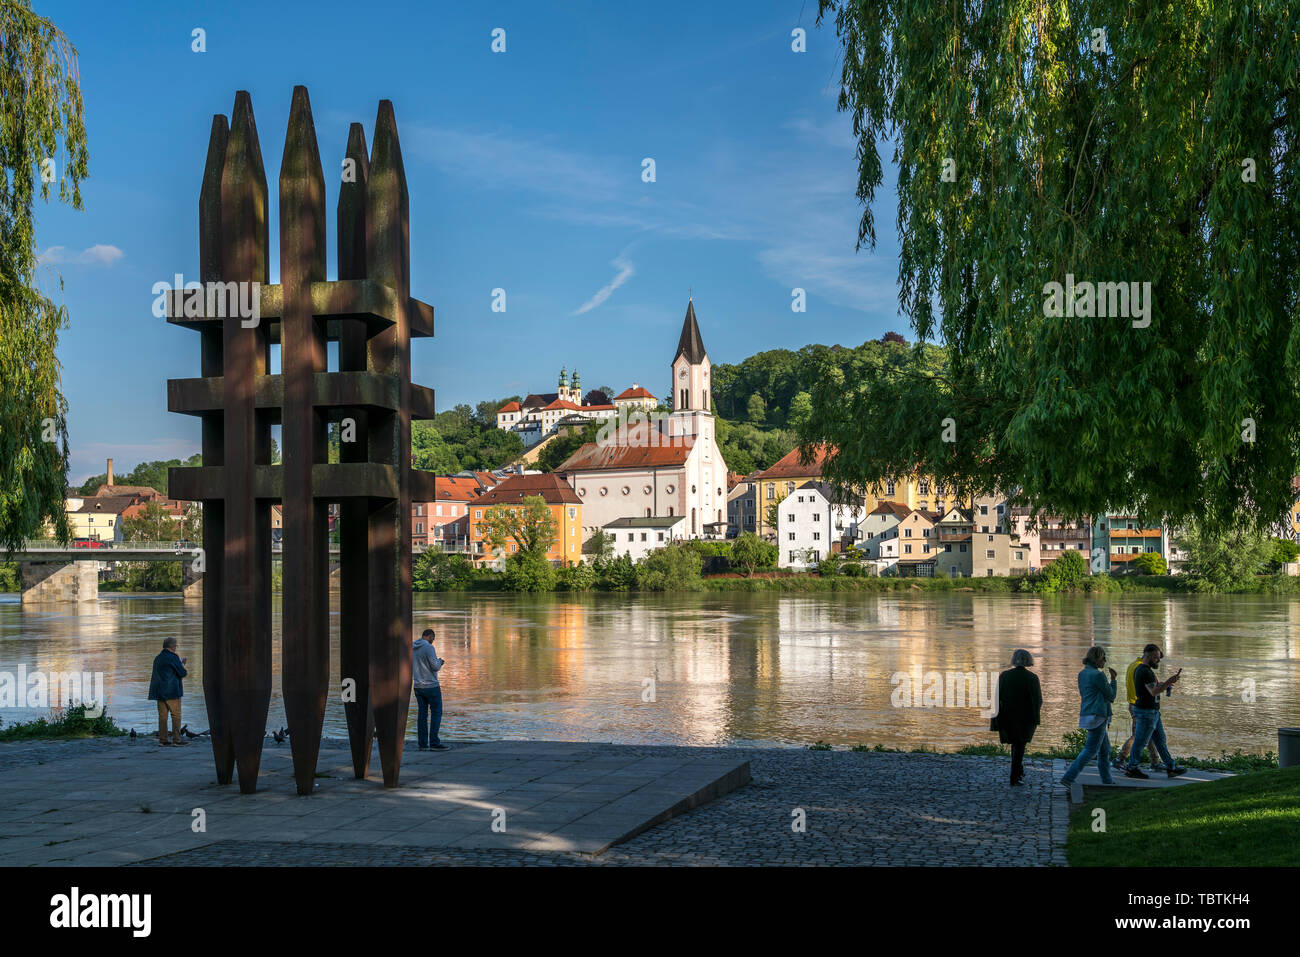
[65,495,136,542]
[467,473,583,567]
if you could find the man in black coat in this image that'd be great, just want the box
[993,649,1043,785]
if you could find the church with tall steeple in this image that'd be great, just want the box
[557,297,728,542]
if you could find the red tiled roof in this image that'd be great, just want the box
[431,477,482,502]
[751,443,831,481]
[498,401,521,413]
[615,386,657,400]
[557,420,693,472]
[472,471,500,488]
[469,473,581,507]
[541,399,615,412]
[870,500,912,517]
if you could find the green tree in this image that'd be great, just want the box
[635,544,703,591]
[479,495,557,561]
[0,2,87,552]
[557,560,597,591]
[787,391,813,430]
[746,393,766,424]
[584,529,615,565]
[503,551,557,592]
[121,500,198,542]
[1270,537,1300,566]
[731,531,775,576]
[1032,549,1089,594]
[413,550,476,591]
[813,0,1300,531]
[1131,552,1168,576]
[1177,521,1274,591]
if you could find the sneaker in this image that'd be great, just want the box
[430,744,450,752]
[1124,767,1149,779]
[1166,766,1188,779]
[1111,758,1126,771]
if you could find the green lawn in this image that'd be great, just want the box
[1067,766,1300,866]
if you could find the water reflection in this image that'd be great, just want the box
[0,592,1295,754]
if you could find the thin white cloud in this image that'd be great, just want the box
[573,249,636,315]
[38,244,125,266]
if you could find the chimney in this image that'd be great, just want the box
[107,458,114,488]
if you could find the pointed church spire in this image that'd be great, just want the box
[674,297,706,364]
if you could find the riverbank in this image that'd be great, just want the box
[0,736,1069,866]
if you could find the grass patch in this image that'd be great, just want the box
[1067,766,1300,866]
[0,702,127,742]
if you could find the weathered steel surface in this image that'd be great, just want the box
[337,121,374,779]
[168,89,434,793]
[279,87,330,795]
[365,101,414,789]
[198,113,234,786]
[220,91,272,794]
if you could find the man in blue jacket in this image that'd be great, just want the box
[147,637,188,746]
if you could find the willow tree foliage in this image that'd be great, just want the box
[0,1,86,551]
[810,1,1300,528]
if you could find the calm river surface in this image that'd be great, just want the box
[2,592,1297,755]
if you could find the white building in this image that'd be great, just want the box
[777,481,866,569]
[558,298,728,541]
[604,515,688,561]
[496,367,618,449]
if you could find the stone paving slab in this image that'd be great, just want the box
[1052,759,1233,804]
[0,738,749,865]
[1,738,1082,866]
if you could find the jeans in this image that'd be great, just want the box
[1127,708,1174,770]
[1061,725,1114,785]
[415,685,443,748]
[156,698,182,743]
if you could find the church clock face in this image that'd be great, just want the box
[678,369,687,379]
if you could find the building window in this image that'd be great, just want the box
[627,533,634,542]
[416,523,423,534]
[905,544,912,554]
[568,508,576,518]
[788,532,795,541]
[886,481,895,496]
[658,532,664,542]
[812,514,820,522]
[641,533,647,541]
[813,532,820,541]
[919,480,930,494]
[986,550,995,558]
[1015,551,1024,560]
[787,514,794,523]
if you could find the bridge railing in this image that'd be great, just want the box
[18,539,198,552]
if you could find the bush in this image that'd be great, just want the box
[598,554,638,591]
[0,562,19,592]
[0,702,126,741]
[817,555,840,576]
[557,561,597,591]
[730,531,777,576]
[1030,549,1088,593]
[636,545,703,591]
[414,550,478,591]
[842,561,864,577]
[1132,551,1167,575]
[502,552,558,592]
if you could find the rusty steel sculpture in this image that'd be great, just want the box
[167,87,437,795]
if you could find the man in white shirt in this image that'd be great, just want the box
[412,628,448,751]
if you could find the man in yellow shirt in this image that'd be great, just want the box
[1113,653,1162,771]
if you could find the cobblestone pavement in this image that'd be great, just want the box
[110,743,1069,866]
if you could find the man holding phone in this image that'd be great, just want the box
[1124,643,1187,779]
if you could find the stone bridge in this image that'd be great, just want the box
[8,541,341,603]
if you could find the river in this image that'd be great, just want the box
[1,591,1296,755]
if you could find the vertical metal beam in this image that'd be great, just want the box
[365,101,412,788]
[220,90,272,793]
[279,87,330,795]
[337,122,374,779]
[198,113,233,784]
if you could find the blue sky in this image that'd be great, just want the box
[33,0,902,484]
